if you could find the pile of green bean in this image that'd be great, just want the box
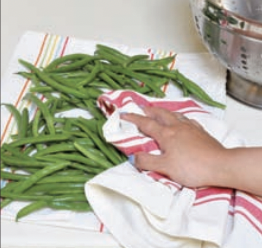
[1,44,225,221]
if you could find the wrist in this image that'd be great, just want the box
[205,147,232,188]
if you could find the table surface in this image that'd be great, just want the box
[1,0,262,247]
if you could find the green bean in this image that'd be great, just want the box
[20,108,29,138]
[35,153,100,169]
[1,154,47,168]
[45,56,95,73]
[33,143,76,157]
[175,70,226,109]
[1,191,53,201]
[16,201,48,221]
[48,71,90,78]
[25,183,84,194]
[30,86,53,93]
[47,189,85,195]
[1,171,29,181]
[72,137,95,147]
[88,80,112,89]
[1,192,87,203]
[16,71,35,80]
[124,54,149,67]
[12,161,70,194]
[59,130,90,138]
[47,201,91,212]
[31,110,46,151]
[44,53,90,71]
[37,175,91,184]
[1,103,22,138]
[53,195,87,202]
[130,55,175,69]
[54,169,85,176]
[9,133,71,147]
[1,169,88,184]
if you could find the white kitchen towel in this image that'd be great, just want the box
[85,90,262,248]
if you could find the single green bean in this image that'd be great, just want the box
[1,103,22,138]
[33,143,76,157]
[12,161,71,194]
[44,53,91,71]
[1,171,29,181]
[37,175,91,184]
[9,133,71,147]
[175,70,226,109]
[29,86,53,93]
[124,54,149,67]
[47,201,91,212]
[16,201,48,221]
[45,56,95,73]
[25,183,84,194]
[47,189,85,195]
[1,154,48,168]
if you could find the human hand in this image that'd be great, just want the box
[120,106,226,188]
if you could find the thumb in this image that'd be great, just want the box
[132,152,166,174]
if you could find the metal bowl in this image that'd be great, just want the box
[189,0,262,109]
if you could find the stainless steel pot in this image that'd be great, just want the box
[189,0,262,109]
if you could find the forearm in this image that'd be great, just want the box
[213,147,262,196]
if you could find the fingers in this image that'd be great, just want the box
[142,106,178,126]
[121,111,165,142]
[132,152,167,175]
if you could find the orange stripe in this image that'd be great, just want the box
[1,33,49,144]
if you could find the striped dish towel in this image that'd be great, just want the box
[85,90,262,248]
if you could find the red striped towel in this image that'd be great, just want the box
[85,90,262,248]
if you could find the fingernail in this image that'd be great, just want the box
[128,155,135,166]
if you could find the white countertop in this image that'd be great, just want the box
[1,0,261,247]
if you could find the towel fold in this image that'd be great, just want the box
[85,90,262,248]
